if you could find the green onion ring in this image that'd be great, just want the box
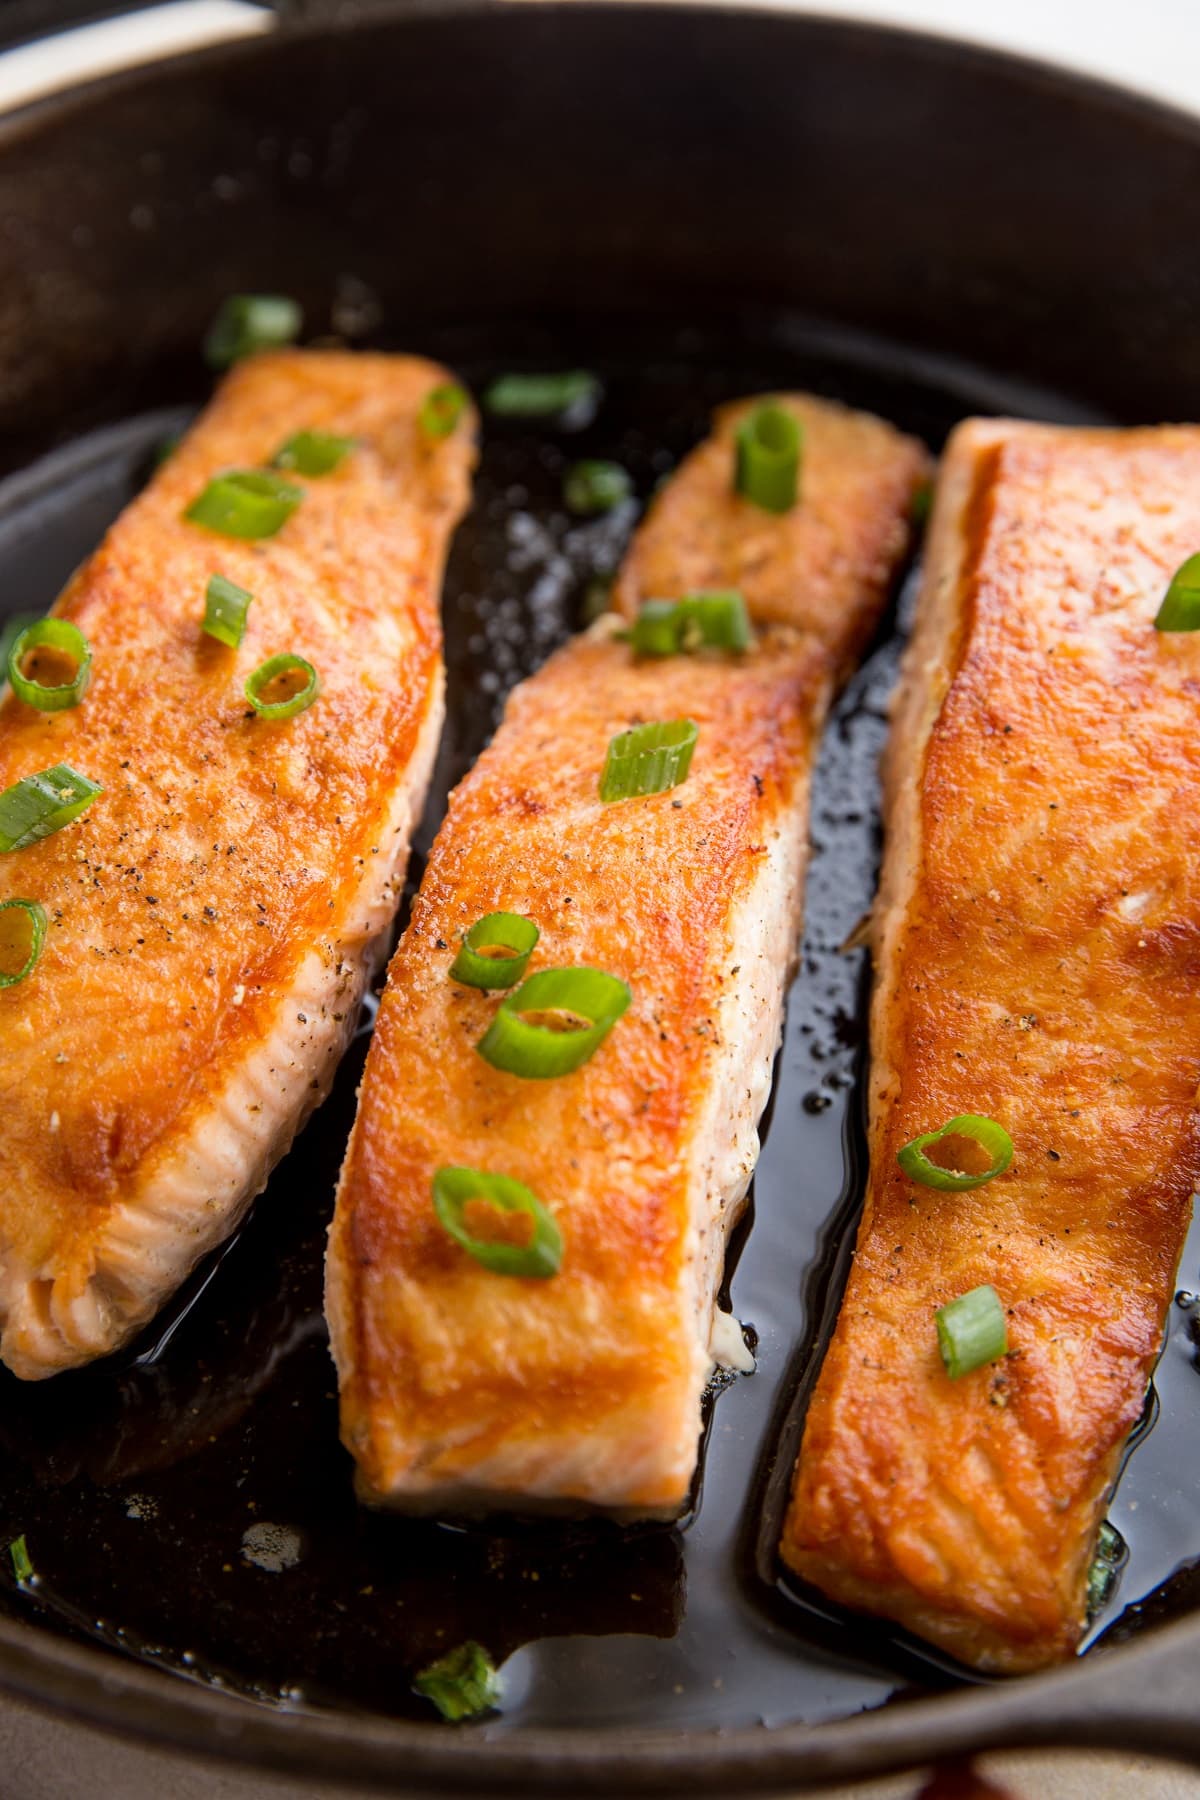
[413,1640,502,1720]
[202,574,253,649]
[271,430,355,476]
[477,965,631,1079]
[482,370,601,428]
[0,899,47,988]
[203,294,301,370]
[7,619,92,712]
[734,402,802,514]
[244,653,320,721]
[0,765,102,853]
[0,614,43,691]
[1087,1521,1125,1619]
[563,460,632,516]
[1154,552,1200,631]
[600,718,697,803]
[450,912,539,989]
[629,590,753,658]
[185,470,303,540]
[432,1166,562,1279]
[897,1113,1013,1190]
[935,1284,1008,1379]
[7,1535,33,1584]
[419,384,469,439]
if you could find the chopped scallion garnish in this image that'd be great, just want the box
[432,1167,562,1280]
[413,1638,502,1720]
[8,1535,32,1584]
[1154,552,1200,631]
[272,429,355,477]
[477,965,631,1079]
[936,1284,1008,1379]
[6,619,92,712]
[629,590,753,658]
[244,653,320,721]
[202,574,254,650]
[897,1114,1014,1190]
[600,718,697,803]
[0,900,47,988]
[419,384,469,439]
[563,460,632,516]
[483,370,601,428]
[1087,1520,1125,1619]
[0,765,102,853]
[735,402,802,513]
[185,470,303,540]
[203,294,302,370]
[0,614,42,691]
[450,912,539,990]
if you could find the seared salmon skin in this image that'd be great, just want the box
[327,394,927,1515]
[0,350,475,1378]
[781,418,1200,1671]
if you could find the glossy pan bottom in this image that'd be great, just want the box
[0,320,1196,1746]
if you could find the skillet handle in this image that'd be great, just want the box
[963,1616,1200,1771]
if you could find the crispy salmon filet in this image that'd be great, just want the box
[327,394,927,1515]
[0,350,475,1378]
[781,418,1200,1672]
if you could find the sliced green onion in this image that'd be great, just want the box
[0,900,47,988]
[6,619,92,712]
[271,429,355,477]
[600,718,697,803]
[477,965,631,1080]
[0,614,42,690]
[450,912,539,989]
[432,1166,562,1280]
[1087,1520,1125,1618]
[1154,552,1200,631]
[564,460,632,516]
[413,1639,502,1720]
[483,370,601,428]
[202,574,253,650]
[936,1284,1008,1379]
[0,765,102,853]
[897,1114,1014,1190]
[735,402,802,514]
[185,470,303,540]
[203,294,302,370]
[420,383,469,439]
[244,653,320,721]
[8,1535,32,1584]
[629,590,753,658]
[910,479,933,529]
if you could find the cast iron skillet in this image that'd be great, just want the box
[2,3,1200,1792]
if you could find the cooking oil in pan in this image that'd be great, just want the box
[0,321,1190,1732]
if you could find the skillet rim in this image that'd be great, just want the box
[1,4,1200,1787]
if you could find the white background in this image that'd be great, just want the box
[0,0,1198,117]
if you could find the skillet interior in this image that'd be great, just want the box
[1,6,1200,1789]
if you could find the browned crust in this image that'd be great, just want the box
[0,350,475,1370]
[782,418,1200,1673]
[330,392,929,1514]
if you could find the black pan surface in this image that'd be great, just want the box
[1,7,1200,1791]
[0,312,1196,1736]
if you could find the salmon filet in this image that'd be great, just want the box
[0,350,475,1378]
[327,394,927,1515]
[781,418,1200,1671]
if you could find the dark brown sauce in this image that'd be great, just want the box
[0,319,1194,1734]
